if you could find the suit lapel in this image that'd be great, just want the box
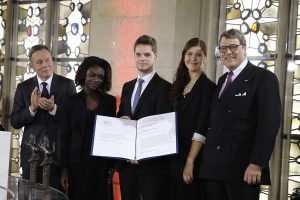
[50,74,57,96]
[126,80,136,115]
[132,73,158,115]
[33,76,39,89]
[218,63,255,106]
[216,74,226,97]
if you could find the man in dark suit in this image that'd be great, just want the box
[11,45,76,190]
[117,35,172,200]
[198,29,281,200]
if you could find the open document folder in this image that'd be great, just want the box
[91,112,178,160]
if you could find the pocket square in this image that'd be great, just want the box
[235,92,247,96]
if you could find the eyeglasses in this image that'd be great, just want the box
[218,44,242,53]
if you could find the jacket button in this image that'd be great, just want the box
[217,145,221,150]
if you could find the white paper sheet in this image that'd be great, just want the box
[92,112,177,160]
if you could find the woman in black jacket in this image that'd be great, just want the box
[170,38,216,200]
[59,56,116,200]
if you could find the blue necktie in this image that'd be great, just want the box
[41,82,50,98]
[132,78,144,113]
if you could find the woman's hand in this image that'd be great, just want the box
[60,168,69,191]
[183,159,194,184]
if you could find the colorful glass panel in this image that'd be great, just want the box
[16,2,47,60]
[58,0,91,79]
[289,64,300,198]
[226,0,279,58]
[289,0,300,198]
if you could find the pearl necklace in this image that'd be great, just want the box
[182,79,197,98]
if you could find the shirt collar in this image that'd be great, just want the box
[37,74,53,86]
[225,58,248,82]
[231,58,248,78]
[137,70,156,84]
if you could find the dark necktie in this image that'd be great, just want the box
[132,78,144,113]
[220,71,233,96]
[41,82,50,98]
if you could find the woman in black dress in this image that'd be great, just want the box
[59,56,116,200]
[170,38,216,200]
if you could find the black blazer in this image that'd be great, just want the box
[199,62,281,185]
[171,74,216,178]
[58,91,116,169]
[11,74,76,168]
[117,73,172,175]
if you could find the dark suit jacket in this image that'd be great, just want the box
[117,73,172,175]
[199,61,281,185]
[11,74,76,168]
[170,74,216,178]
[58,91,116,169]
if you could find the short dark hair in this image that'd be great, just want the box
[219,29,246,46]
[29,45,51,61]
[134,35,157,53]
[75,56,112,93]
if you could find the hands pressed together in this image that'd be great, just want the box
[30,87,55,112]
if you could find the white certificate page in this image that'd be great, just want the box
[136,112,177,160]
[92,116,137,160]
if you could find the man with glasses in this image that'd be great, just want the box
[199,29,281,200]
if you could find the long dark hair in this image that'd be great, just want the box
[75,56,112,94]
[171,38,207,107]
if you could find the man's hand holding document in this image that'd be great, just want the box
[91,112,177,160]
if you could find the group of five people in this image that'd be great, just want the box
[11,28,281,200]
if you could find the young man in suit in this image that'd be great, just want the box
[199,29,281,200]
[11,45,76,190]
[117,35,172,200]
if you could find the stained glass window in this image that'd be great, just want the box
[15,2,47,85]
[289,0,300,192]
[17,2,46,59]
[225,0,278,73]
[57,0,91,80]
[288,0,300,192]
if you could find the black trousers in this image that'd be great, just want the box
[119,168,170,200]
[169,177,205,200]
[203,180,260,200]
